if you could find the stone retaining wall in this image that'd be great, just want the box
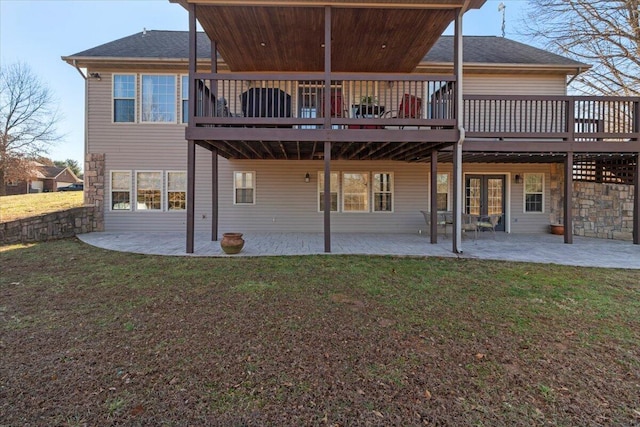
[549,164,635,241]
[573,182,635,241]
[0,206,98,245]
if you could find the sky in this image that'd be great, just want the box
[0,0,527,172]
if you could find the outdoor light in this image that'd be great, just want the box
[89,72,101,80]
[305,172,311,183]
[514,174,523,184]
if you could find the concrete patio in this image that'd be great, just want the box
[77,231,640,269]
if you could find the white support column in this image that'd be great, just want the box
[452,8,464,254]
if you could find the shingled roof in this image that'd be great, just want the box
[425,36,587,66]
[65,30,587,68]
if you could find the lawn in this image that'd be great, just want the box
[1,239,639,426]
[0,192,84,223]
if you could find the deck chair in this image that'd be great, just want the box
[477,214,501,237]
[383,93,423,128]
[320,89,348,118]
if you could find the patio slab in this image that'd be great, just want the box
[77,231,640,269]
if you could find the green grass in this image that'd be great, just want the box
[0,192,83,222]
[1,239,639,425]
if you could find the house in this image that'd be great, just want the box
[3,162,81,195]
[62,0,639,254]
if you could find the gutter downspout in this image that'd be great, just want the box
[452,5,466,254]
[72,60,88,80]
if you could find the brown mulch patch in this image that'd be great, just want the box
[1,239,639,426]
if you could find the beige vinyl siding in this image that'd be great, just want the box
[216,160,429,233]
[88,72,189,231]
[88,72,559,235]
[464,74,568,96]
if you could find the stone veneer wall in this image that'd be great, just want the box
[549,163,635,241]
[0,206,97,245]
[84,153,105,232]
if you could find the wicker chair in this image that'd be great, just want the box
[477,214,501,237]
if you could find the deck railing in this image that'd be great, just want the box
[190,74,639,144]
[464,95,639,142]
[190,72,456,129]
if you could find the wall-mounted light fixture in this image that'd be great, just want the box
[89,72,101,80]
[305,172,310,183]
[514,174,523,184]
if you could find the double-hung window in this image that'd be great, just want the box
[113,75,135,123]
[181,75,189,124]
[318,172,339,212]
[166,171,186,210]
[437,173,449,211]
[136,171,162,210]
[111,171,132,210]
[524,173,544,212]
[234,172,255,204]
[372,172,393,212]
[342,173,369,212]
[141,75,176,123]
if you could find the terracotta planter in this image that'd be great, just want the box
[549,224,565,235]
[220,232,245,254]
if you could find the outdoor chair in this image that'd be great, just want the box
[461,213,478,240]
[420,210,452,237]
[383,93,423,128]
[477,214,501,237]
[320,89,348,118]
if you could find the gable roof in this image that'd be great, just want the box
[34,166,68,180]
[68,30,212,60]
[63,30,588,71]
[424,36,587,67]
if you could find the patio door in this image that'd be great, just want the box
[465,175,505,232]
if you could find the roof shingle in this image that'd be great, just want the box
[65,30,587,68]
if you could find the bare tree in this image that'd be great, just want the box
[520,0,639,96]
[0,62,61,195]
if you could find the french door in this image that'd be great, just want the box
[465,175,505,231]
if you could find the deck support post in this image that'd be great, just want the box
[212,148,218,242]
[186,2,197,254]
[634,153,639,244]
[210,37,218,242]
[187,140,196,253]
[430,150,438,243]
[452,8,464,254]
[564,152,573,244]
[323,5,332,253]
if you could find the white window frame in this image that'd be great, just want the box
[436,173,450,212]
[342,172,369,213]
[180,74,189,125]
[318,171,339,212]
[234,171,256,205]
[523,173,545,213]
[112,74,136,124]
[140,74,177,124]
[372,172,394,213]
[166,170,187,211]
[110,170,132,211]
[135,170,163,211]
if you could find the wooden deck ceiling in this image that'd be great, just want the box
[173,0,485,72]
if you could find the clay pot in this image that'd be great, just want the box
[549,224,565,235]
[220,232,245,254]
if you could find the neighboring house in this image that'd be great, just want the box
[3,162,81,195]
[62,0,639,254]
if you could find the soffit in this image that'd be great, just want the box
[195,5,463,72]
